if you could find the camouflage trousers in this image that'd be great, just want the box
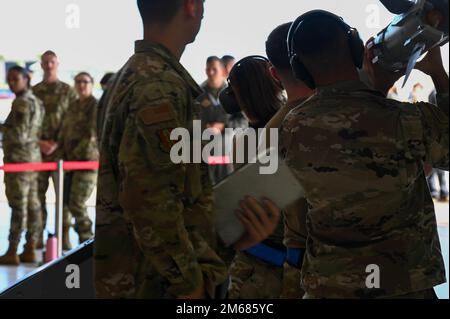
[281,262,305,299]
[63,171,96,240]
[95,221,227,299]
[4,172,42,245]
[228,251,283,299]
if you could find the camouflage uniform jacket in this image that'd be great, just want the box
[280,80,449,298]
[266,98,309,250]
[58,95,99,161]
[2,90,45,164]
[94,40,227,299]
[33,80,77,160]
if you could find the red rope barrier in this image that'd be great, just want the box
[0,161,99,173]
[63,161,99,171]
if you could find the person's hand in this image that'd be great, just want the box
[233,197,281,251]
[39,140,58,156]
[46,142,59,156]
[207,122,225,135]
[39,140,51,154]
[415,46,446,77]
[178,283,205,300]
[423,163,433,178]
[363,38,404,96]
[416,46,449,95]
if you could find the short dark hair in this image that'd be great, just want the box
[75,72,94,83]
[292,15,352,75]
[266,22,292,70]
[41,50,57,60]
[100,73,115,86]
[206,56,224,66]
[137,0,182,25]
[7,66,32,88]
[293,15,346,60]
[221,55,235,65]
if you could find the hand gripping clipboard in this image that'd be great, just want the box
[213,156,305,246]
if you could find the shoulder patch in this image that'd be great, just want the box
[137,104,176,125]
[13,99,29,114]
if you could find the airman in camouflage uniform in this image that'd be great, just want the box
[265,100,310,300]
[94,40,227,299]
[280,11,449,299]
[33,79,77,247]
[228,225,285,299]
[225,56,292,299]
[58,95,98,245]
[281,79,449,298]
[0,89,44,265]
[228,100,309,299]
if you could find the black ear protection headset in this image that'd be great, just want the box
[287,10,365,89]
[219,55,270,115]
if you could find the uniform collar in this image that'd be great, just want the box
[78,95,96,106]
[41,79,61,87]
[286,97,308,110]
[134,40,202,98]
[202,81,227,94]
[16,89,33,99]
[316,80,371,95]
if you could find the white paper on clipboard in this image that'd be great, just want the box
[213,156,305,247]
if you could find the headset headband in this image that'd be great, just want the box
[228,55,269,81]
[287,10,352,60]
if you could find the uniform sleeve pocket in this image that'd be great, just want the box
[136,104,181,168]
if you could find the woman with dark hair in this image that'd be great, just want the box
[0,66,45,265]
[220,56,286,299]
[227,56,285,128]
[56,72,98,249]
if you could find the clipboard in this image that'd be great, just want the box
[213,156,305,246]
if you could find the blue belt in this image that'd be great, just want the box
[287,248,305,268]
[246,244,287,267]
[246,245,306,268]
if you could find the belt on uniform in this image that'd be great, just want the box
[246,244,287,267]
[246,244,306,268]
[287,248,305,268]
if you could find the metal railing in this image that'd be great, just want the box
[0,160,99,258]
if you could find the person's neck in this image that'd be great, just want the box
[207,81,224,90]
[143,25,186,60]
[278,72,314,105]
[43,74,58,84]
[314,69,360,88]
[15,89,27,97]
[285,85,314,105]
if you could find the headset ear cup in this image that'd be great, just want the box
[219,87,241,115]
[348,29,365,69]
[290,55,316,89]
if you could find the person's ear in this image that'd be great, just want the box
[269,66,284,88]
[269,66,281,83]
[183,0,199,18]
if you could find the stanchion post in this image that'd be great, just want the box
[55,160,64,258]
